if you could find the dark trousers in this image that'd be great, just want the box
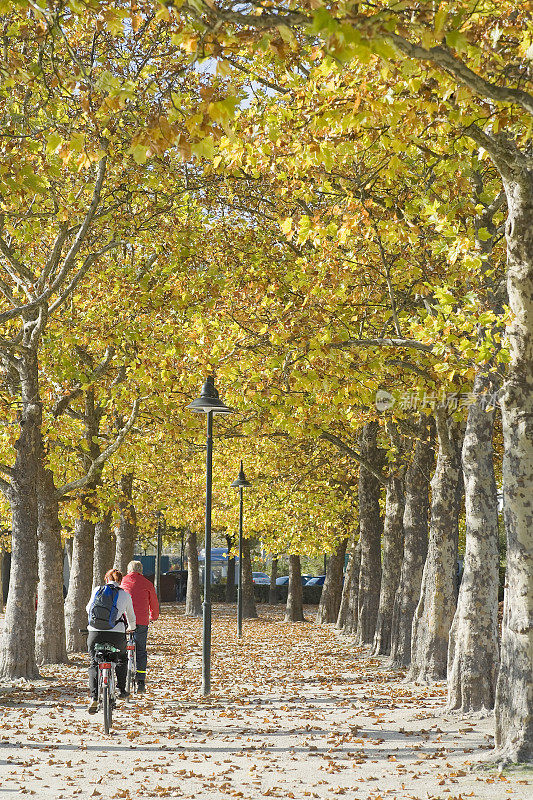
[134,624,149,684]
[88,630,127,699]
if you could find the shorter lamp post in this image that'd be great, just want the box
[231,461,251,639]
[187,376,232,695]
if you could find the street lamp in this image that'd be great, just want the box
[231,461,251,639]
[187,376,232,695]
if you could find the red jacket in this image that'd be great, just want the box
[121,572,159,626]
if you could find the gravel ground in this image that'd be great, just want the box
[0,604,531,800]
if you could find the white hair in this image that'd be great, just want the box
[127,560,143,574]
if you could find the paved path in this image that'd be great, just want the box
[0,605,531,799]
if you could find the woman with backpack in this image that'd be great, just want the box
[86,568,136,714]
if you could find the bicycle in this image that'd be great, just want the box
[80,628,120,734]
[94,641,120,734]
[125,631,137,695]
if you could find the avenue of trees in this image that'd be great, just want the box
[0,0,531,766]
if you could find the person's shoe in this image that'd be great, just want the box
[88,699,98,714]
[136,682,146,694]
[118,689,130,699]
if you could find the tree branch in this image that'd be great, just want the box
[49,240,120,314]
[52,346,115,418]
[0,236,37,286]
[0,462,15,479]
[319,430,387,485]
[55,397,142,499]
[463,125,531,182]
[47,155,108,297]
[330,337,433,353]
[387,35,533,118]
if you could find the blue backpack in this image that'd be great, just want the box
[88,585,121,630]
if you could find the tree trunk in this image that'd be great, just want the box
[356,423,385,645]
[336,540,360,633]
[1,552,11,606]
[316,538,348,624]
[93,511,114,588]
[0,546,3,614]
[185,528,202,617]
[269,557,279,604]
[64,506,96,653]
[447,372,500,711]
[65,537,73,571]
[390,415,434,668]
[372,474,405,655]
[410,411,463,683]
[493,169,533,763]
[225,534,236,603]
[114,471,136,575]
[285,554,305,622]
[241,538,258,619]
[35,468,68,665]
[0,351,41,680]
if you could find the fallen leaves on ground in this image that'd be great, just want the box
[0,605,531,800]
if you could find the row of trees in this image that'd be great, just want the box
[0,0,530,765]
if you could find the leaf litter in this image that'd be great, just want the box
[0,604,531,799]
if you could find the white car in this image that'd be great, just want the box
[252,572,271,585]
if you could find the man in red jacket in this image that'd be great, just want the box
[121,561,159,693]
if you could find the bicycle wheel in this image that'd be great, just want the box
[125,658,132,694]
[103,683,112,734]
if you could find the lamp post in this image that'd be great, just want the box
[187,376,232,695]
[155,511,163,603]
[231,461,251,639]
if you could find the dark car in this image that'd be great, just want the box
[276,574,313,586]
[305,575,326,586]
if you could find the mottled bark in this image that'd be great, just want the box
[241,538,258,619]
[372,474,405,655]
[36,468,68,665]
[64,507,96,653]
[93,511,114,588]
[494,167,533,762]
[114,472,136,575]
[225,534,236,603]
[285,554,305,622]
[357,423,385,645]
[65,538,73,571]
[336,541,360,634]
[390,415,434,668]
[410,411,463,683]
[269,557,279,604]
[185,528,202,617]
[316,538,348,624]
[447,372,500,711]
[0,350,41,680]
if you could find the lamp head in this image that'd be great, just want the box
[231,460,251,488]
[186,376,233,414]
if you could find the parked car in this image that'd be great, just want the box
[276,574,313,586]
[305,575,326,586]
[252,571,270,585]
